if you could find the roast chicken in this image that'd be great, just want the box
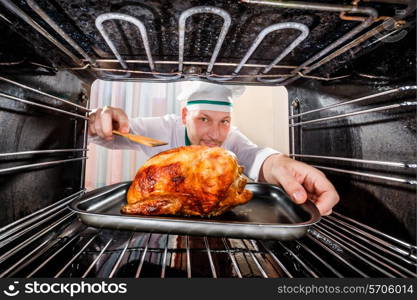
[122,145,252,217]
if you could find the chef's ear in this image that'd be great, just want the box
[181,107,188,125]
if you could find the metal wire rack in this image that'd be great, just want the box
[289,85,417,186]
[0,76,88,178]
[0,199,415,278]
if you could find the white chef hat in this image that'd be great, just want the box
[177,81,245,112]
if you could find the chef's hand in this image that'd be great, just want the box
[88,106,129,141]
[260,153,339,216]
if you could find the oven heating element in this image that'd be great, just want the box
[1,0,409,83]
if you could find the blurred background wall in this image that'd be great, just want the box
[85,80,288,190]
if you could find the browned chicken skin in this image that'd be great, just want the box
[122,145,252,217]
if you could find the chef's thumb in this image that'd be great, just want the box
[119,123,129,134]
[277,173,307,204]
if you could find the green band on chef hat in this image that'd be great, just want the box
[186,99,232,112]
[178,82,245,112]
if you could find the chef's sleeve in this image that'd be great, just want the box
[227,128,279,181]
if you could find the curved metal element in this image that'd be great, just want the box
[96,13,181,80]
[283,16,401,85]
[240,0,378,85]
[178,6,232,79]
[96,13,154,70]
[257,23,309,82]
[277,17,372,84]
[209,23,309,82]
[96,13,156,79]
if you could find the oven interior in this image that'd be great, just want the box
[0,0,416,278]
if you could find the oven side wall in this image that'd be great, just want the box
[0,71,90,227]
[287,80,416,244]
[0,19,92,226]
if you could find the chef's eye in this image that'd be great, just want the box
[201,117,208,122]
[222,120,230,125]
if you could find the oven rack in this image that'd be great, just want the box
[0,197,415,278]
[289,85,417,186]
[0,76,88,182]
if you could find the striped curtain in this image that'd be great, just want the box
[85,80,182,190]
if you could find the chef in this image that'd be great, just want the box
[88,82,339,215]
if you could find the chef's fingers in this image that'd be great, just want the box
[88,112,97,136]
[101,106,115,140]
[275,171,307,204]
[315,188,339,216]
[111,107,129,133]
[90,107,129,140]
[94,108,106,139]
[303,169,339,215]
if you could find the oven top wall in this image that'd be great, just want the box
[0,0,414,84]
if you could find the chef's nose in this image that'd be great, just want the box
[208,124,220,140]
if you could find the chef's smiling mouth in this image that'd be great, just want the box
[201,141,221,147]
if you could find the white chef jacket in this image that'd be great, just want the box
[89,114,279,181]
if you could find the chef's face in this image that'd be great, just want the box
[182,108,231,147]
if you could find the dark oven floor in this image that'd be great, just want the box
[0,199,416,278]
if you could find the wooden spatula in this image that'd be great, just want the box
[112,130,168,147]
